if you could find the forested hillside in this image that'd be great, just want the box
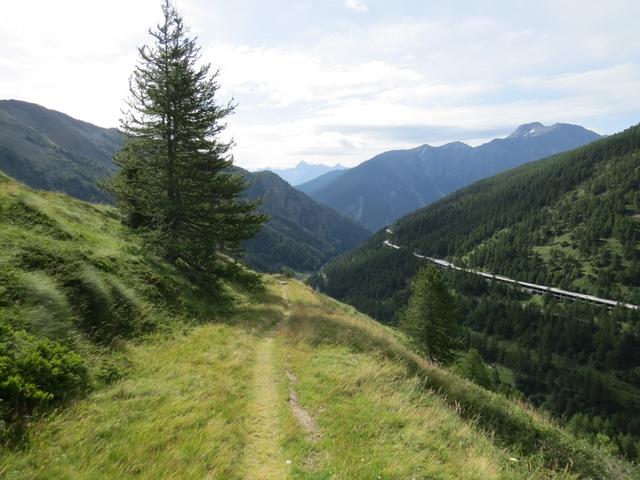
[322,123,640,321]
[319,124,640,459]
[242,170,370,272]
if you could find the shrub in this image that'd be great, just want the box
[0,322,88,428]
[281,266,296,278]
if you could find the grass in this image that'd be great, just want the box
[1,324,255,479]
[1,174,637,478]
[2,276,637,479]
[278,282,637,479]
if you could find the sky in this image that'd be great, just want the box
[2,0,639,170]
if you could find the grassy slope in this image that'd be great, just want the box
[2,277,636,478]
[0,174,636,478]
[0,170,243,434]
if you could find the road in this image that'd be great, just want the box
[383,231,639,311]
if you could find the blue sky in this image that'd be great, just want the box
[2,0,639,169]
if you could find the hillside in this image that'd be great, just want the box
[321,124,640,319]
[320,123,640,460]
[0,174,635,479]
[259,160,346,186]
[0,100,369,273]
[0,100,121,202]
[242,170,370,272]
[305,122,601,231]
[297,168,347,196]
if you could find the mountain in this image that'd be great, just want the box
[259,160,346,186]
[296,168,347,196]
[305,123,601,231]
[0,99,122,202]
[318,124,640,460]
[0,100,368,273]
[320,125,639,320]
[241,169,370,272]
[0,172,633,478]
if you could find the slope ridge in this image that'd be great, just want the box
[0,99,121,202]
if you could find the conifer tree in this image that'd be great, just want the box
[400,265,460,364]
[108,1,266,275]
[455,348,492,388]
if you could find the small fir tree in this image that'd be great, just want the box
[400,265,460,364]
[108,1,266,275]
[455,348,492,388]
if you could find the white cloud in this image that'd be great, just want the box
[207,32,640,169]
[344,0,368,12]
[209,43,421,106]
[1,0,639,169]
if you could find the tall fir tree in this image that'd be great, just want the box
[109,1,266,275]
[400,265,460,364]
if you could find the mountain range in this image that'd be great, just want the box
[320,124,639,322]
[259,160,346,186]
[299,122,602,231]
[241,169,370,272]
[0,100,367,272]
[0,99,121,202]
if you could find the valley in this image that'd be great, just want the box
[319,124,640,462]
[2,1,639,477]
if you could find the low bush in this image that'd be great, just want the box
[0,321,88,437]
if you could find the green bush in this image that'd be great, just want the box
[280,266,296,278]
[0,321,88,428]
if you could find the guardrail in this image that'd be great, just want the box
[383,232,639,310]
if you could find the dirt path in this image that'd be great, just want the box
[243,334,288,479]
[243,283,322,479]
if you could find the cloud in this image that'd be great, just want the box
[208,31,640,169]
[344,0,368,12]
[2,0,639,169]
[209,43,421,106]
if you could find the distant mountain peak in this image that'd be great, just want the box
[508,122,548,138]
[440,141,472,150]
[507,121,598,140]
[260,161,346,186]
